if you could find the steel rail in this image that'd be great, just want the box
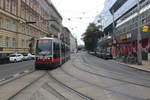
[8,71,47,100]
[47,71,93,100]
[0,68,34,87]
[60,66,145,100]
[80,55,150,87]
[71,59,150,89]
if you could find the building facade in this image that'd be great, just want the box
[70,33,77,53]
[0,0,62,57]
[62,27,71,45]
[96,0,150,60]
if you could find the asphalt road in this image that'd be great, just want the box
[0,60,34,80]
[81,52,150,86]
[1,52,150,100]
[59,52,150,100]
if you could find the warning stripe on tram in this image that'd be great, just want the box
[36,57,66,63]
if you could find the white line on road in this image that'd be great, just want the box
[0,78,5,82]
[24,70,30,73]
[13,73,20,78]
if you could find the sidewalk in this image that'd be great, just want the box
[111,60,150,72]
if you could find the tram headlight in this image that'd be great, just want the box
[47,57,52,60]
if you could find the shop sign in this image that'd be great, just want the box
[120,34,127,40]
[142,25,149,32]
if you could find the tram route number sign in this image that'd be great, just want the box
[39,40,49,44]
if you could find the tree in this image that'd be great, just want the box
[29,37,35,53]
[82,23,104,51]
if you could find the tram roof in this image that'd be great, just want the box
[38,37,54,40]
[38,37,62,43]
[38,37,60,41]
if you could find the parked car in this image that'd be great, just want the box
[102,52,112,59]
[22,53,32,61]
[9,54,24,62]
[28,53,35,60]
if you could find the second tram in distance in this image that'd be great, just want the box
[35,37,70,69]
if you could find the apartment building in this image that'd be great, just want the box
[62,27,71,45]
[70,33,77,53]
[96,0,150,60]
[0,0,62,57]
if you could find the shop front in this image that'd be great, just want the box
[116,36,150,61]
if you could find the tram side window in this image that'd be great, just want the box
[53,43,57,58]
[58,43,60,57]
[61,43,65,56]
[53,42,60,58]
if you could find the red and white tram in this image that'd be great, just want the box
[35,37,70,69]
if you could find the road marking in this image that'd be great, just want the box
[0,79,5,82]
[48,72,93,100]
[24,70,30,73]
[13,73,20,77]
[0,70,33,84]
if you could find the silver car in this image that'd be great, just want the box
[9,54,24,62]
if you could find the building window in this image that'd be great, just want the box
[5,18,9,29]
[0,0,3,8]
[4,18,16,31]
[11,20,16,31]
[5,37,9,48]
[0,17,2,28]
[22,39,25,48]
[26,7,29,20]
[26,40,29,48]
[142,18,146,25]
[0,36,3,47]
[12,0,17,15]
[8,37,11,48]
[6,0,11,11]
[5,37,11,48]
[12,38,16,48]
[21,24,25,34]
[21,4,25,19]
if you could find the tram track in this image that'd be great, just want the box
[8,72,46,100]
[7,70,70,100]
[0,70,46,100]
[2,52,150,100]
[0,68,34,87]
[47,71,93,100]
[73,58,150,88]
[83,53,150,80]
[78,55,150,88]
[42,83,69,100]
[5,69,93,100]
[59,67,145,100]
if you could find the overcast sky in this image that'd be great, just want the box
[51,0,105,45]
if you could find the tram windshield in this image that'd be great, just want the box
[36,39,52,55]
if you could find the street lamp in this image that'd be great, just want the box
[137,0,142,65]
[112,9,117,59]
